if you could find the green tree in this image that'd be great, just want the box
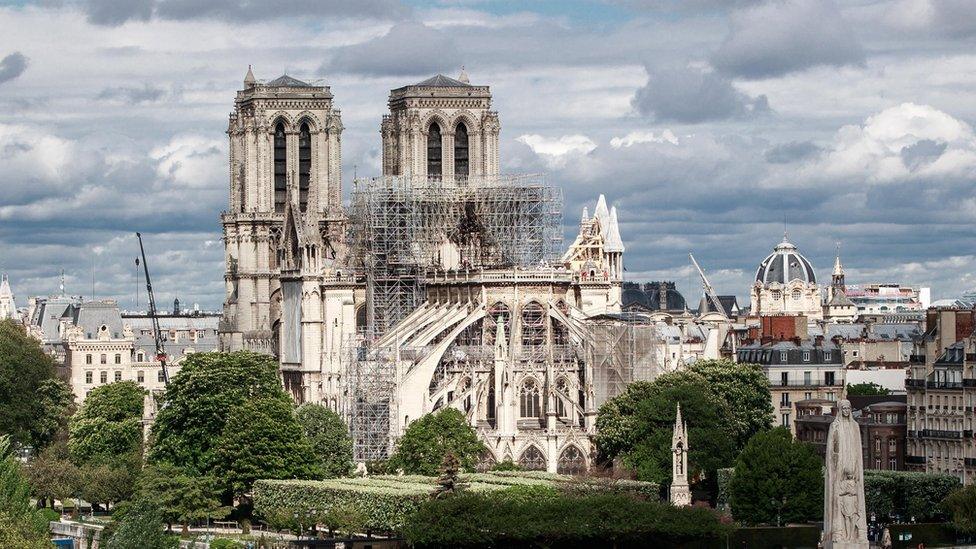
[0,319,72,451]
[678,359,774,449]
[846,382,890,396]
[943,484,976,534]
[0,435,51,548]
[295,403,353,478]
[138,463,228,535]
[104,498,178,549]
[25,441,80,509]
[78,455,141,511]
[68,381,145,465]
[213,397,321,498]
[388,408,485,476]
[148,351,288,474]
[728,427,823,525]
[595,376,736,489]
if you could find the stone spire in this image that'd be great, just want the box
[458,65,470,84]
[0,273,14,320]
[605,206,625,253]
[593,194,610,233]
[244,65,256,87]
[669,402,691,507]
[831,244,846,293]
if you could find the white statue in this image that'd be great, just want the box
[669,403,692,507]
[823,399,868,549]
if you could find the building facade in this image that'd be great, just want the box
[795,397,907,471]
[906,307,976,484]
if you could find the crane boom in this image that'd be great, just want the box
[689,253,728,320]
[136,232,169,385]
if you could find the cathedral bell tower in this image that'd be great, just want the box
[219,67,344,354]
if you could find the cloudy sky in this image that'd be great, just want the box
[1,0,975,311]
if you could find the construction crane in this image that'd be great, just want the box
[689,253,728,321]
[136,232,169,385]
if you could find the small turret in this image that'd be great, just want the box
[458,66,470,84]
[244,65,256,87]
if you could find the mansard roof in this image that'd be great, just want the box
[267,74,313,87]
[414,74,471,87]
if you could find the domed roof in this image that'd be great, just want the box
[755,238,817,285]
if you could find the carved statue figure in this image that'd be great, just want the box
[823,399,868,549]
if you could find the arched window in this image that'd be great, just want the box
[518,445,546,471]
[274,122,287,213]
[519,378,541,418]
[791,289,802,301]
[555,378,568,418]
[427,122,442,177]
[454,122,469,177]
[298,122,311,212]
[521,302,546,346]
[484,302,510,346]
[557,445,586,475]
[100,353,107,365]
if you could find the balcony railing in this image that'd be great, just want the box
[921,429,963,440]
[771,379,837,388]
[906,379,926,388]
[926,381,963,389]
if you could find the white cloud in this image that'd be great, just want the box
[782,103,976,186]
[516,134,597,167]
[0,123,74,182]
[610,129,679,148]
[150,135,226,189]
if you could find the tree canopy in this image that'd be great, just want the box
[138,463,227,534]
[68,381,145,465]
[595,377,736,488]
[846,382,891,396]
[213,397,321,497]
[389,408,485,476]
[147,351,291,474]
[295,403,353,478]
[0,319,72,451]
[104,498,179,549]
[943,484,976,534]
[675,359,773,450]
[0,435,52,549]
[728,427,823,525]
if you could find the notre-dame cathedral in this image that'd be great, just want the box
[219,67,632,473]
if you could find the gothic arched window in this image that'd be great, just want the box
[557,445,586,475]
[427,122,442,177]
[298,122,311,212]
[519,378,541,418]
[521,302,546,347]
[519,445,546,471]
[273,122,287,213]
[454,122,469,177]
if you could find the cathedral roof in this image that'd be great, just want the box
[755,237,817,285]
[267,74,313,87]
[414,74,471,87]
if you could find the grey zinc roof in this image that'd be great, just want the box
[414,74,471,87]
[69,301,124,338]
[267,75,313,87]
[825,323,865,340]
[33,296,79,343]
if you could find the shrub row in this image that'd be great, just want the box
[402,487,732,548]
[863,470,960,522]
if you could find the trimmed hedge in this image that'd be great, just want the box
[864,471,960,522]
[403,488,732,548]
[253,472,659,534]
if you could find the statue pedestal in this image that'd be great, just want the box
[669,481,691,507]
[826,541,868,549]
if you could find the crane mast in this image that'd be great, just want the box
[689,253,728,320]
[136,232,169,385]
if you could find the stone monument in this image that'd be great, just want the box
[669,403,692,507]
[823,399,868,549]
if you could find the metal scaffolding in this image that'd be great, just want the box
[343,174,563,462]
[349,174,562,336]
[586,314,663,407]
